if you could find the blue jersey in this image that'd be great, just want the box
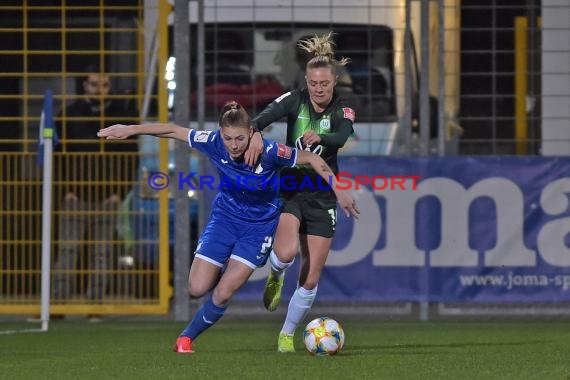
[187,129,298,222]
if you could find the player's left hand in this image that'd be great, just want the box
[337,192,360,219]
[302,130,322,146]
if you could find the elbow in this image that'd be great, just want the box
[319,136,344,149]
[323,141,343,149]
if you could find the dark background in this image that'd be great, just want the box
[0,0,543,154]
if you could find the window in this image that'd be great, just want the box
[180,23,396,122]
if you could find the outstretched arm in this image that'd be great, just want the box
[97,123,189,143]
[295,151,360,219]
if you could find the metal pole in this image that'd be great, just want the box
[157,0,171,309]
[173,0,191,322]
[419,0,430,156]
[419,0,430,321]
[197,0,206,233]
[437,0,445,155]
[404,0,413,154]
[527,0,537,154]
[490,0,492,155]
[40,90,54,332]
[140,34,158,120]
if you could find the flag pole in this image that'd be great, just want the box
[40,90,54,332]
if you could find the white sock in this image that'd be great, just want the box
[281,285,318,336]
[269,250,294,277]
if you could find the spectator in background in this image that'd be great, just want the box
[52,65,139,322]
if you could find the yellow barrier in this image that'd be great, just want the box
[0,1,171,316]
[514,16,541,156]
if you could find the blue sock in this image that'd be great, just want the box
[180,296,227,340]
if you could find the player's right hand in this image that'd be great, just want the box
[244,131,263,166]
[97,124,133,140]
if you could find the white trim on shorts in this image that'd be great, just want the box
[229,254,257,269]
[194,253,224,267]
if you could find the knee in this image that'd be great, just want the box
[187,282,208,299]
[273,245,297,263]
[211,286,232,306]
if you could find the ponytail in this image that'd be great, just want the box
[297,32,350,75]
[218,101,251,128]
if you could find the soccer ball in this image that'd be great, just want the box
[303,317,345,356]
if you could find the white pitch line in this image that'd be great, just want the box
[0,328,46,335]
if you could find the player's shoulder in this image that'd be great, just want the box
[190,129,218,143]
[273,88,301,105]
[260,138,276,156]
[297,88,311,101]
[188,129,221,153]
[262,139,294,160]
[333,96,356,123]
[333,92,355,109]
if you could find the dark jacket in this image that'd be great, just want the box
[54,98,139,202]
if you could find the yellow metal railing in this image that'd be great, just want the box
[0,1,172,316]
[514,16,541,155]
[514,17,529,155]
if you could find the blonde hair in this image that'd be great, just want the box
[218,101,251,129]
[297,32,350,75]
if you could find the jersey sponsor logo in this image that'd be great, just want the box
[342,107,356,122]
[194,130,212,142]
[266,143,274,153]
[320,118,331,131]
[277,143,292,159]
[221,159,228,164]
[275,91,292,103]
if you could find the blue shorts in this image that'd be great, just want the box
[194,209,278,269]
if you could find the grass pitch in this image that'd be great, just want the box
[1,319,570,379]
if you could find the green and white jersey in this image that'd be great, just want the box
[292,102,332,156]
[252,88,355,190]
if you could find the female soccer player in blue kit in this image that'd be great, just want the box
[97,101,359,353]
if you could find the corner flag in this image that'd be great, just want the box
[37,90,59,166]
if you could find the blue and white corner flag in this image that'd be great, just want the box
[37,90,59,166]
[38,89,58,330]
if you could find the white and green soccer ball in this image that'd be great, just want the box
[303,317,345,356]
